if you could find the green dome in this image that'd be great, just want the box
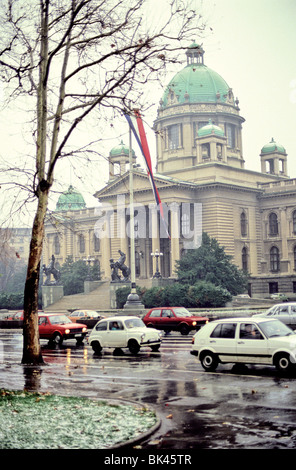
[197,119,225,137]
[261,138,286,154]
[110,140,135,157]
[56,185,86,211]
[162,61,231,107]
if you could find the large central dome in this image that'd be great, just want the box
[161,42,231,107]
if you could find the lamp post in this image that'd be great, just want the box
[151,249,163,278]
[83,256,95,281]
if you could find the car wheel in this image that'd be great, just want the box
[200,351,218,371]
[179,323,190,335]
[51,333,63,345]
[274,353,293,372]
[128,339,140,355]
[91,341,102,354]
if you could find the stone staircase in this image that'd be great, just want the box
[44,278,157,313]
[44,281,111,312]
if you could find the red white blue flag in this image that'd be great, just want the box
[124,109,170,238]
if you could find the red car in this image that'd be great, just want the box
[142,307,208,335]
[38,313,88,345]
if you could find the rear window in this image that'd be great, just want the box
[211,323,236,339]
[149,309,161,318]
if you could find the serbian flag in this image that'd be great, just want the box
[124,110,170,238]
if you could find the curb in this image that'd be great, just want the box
[96,397,162,449]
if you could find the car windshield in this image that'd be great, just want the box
[173,308,192,317]
[259,319,295,338]
[124,318,145,329]
[49,315,71,325]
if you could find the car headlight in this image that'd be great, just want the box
[65,329,70,334]
[82,328,87,333]
[192,321,197,326]
[141,334,145,342]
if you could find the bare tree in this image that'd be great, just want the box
[0,0,205,364]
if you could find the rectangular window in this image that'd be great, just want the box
[226,124,236,148]
[168,124,180,149]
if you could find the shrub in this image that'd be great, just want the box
[186,281,232,308]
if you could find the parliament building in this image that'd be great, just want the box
[44,43,296,298]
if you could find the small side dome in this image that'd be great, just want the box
[56,185,86,211]
[261,138,286,155]
[110,140,135,157]
[197,119,225,137]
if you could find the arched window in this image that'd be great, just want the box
[240,212,247,237]
[269,212,278,236]
[270,246,280,272]
[242,247,248,271]
[293,210,296,234]
[79,234,85,253]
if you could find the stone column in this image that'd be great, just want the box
[170,202,180,278]
[150,204,160,275]
[100,212,112,279]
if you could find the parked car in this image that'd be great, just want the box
[7,311,24,320]
[142,307,208,335]
[253,303,296,330]
[7,310,44,321]
[270,293,288,301]
[68,310,102,322]
[38,313,88,345]
[191,317,296,372]
[88,316,162,354]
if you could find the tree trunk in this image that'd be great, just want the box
[22,187,49,365]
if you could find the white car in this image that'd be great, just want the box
[191,317,296,372]
[88,316,162,354]
[253,303,296,330]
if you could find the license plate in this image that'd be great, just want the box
[75,334,82,337]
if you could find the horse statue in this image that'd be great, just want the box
[110,250,130,282]
[43,255,61,285]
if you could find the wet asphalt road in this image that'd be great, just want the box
[1,329,296,450]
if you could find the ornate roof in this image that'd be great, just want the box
[56,185,86,211]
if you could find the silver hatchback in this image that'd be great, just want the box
[253,303,296,330]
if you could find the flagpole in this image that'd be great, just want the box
[129,123,136,294]
[123,114,144,311]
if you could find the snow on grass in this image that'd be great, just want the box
[0,389,157,449]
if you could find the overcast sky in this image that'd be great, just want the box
[81,0,296,206]
[0,0,295,216]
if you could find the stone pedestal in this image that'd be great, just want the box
[110,282,131,309]
[42,285,64,309]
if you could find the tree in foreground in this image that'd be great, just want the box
[0,0,205,364]
[176,232,249,296]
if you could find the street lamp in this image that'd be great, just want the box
[151,249,163,278]
[83,256,95,281]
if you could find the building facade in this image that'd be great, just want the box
[44,43,296,298]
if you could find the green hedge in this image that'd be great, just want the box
[116,281,232,309]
